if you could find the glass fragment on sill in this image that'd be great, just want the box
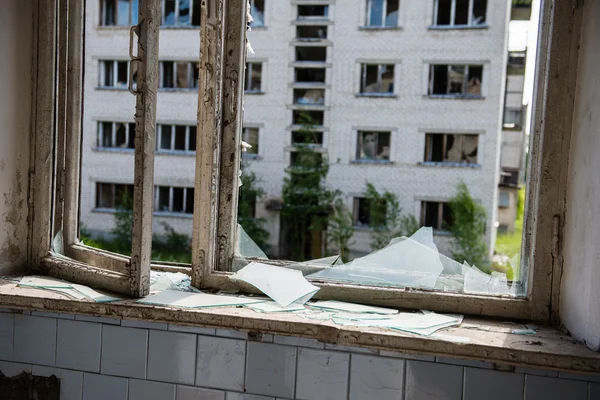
[137,289,266,308]
[310,300,398,315]
[230,262,320,307]
[430,333,471,343]
[511,328,537,335]
[236,223,268,260]
[17,276,121,302]
[245,301,307,313]
[149,271,196,293]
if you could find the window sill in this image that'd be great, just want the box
[355,93,397,99]
[242,154,262,160]
[93,209,193,219]
[418,161,481,169]
[351,159,393,165]
[424,94,485,100]
[249,25,267,30]
[428,24,489,31]
[159,25,200,29]
[158,88,198,92]
[1,279,599,374]
[244,90,265,95]
[93,147,135,153]
[358,26,403,31]
[156,150,195,156]
[96,87,129,91]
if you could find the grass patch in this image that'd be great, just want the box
[492,188,525,280]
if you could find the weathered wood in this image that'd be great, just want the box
[215,0,248,271]
[67,244,130,275]
[191,0,226,287]
[129,0,160,297]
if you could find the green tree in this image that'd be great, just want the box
[327,198,355,262]
[238,161,270,252]
[111,189,133,253]
[448,181,489,267]
[364,183,420,250]
[281,113,338,261]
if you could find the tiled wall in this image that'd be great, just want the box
[0,310,598,400]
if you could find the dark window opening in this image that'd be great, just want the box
[128,123,136,148]
[297,26,328,40]
[250,0,265,27]
[297,5,329,19]
[293,89,325,105]
[435,0,487,26]
[292,131,324,146]
[172,187,185,213]
[356,131,391,161]
[160,125,172,150]
[360,64,394,94]
[367,0,399,27]
[500,169,520,187]
[162,62,174,88]
[421,201,453,231]
[115,123,127,147]
[295,68,326,83]
[174,126,187,150]
[508,51,526,74]
[243,128,259,155]
[157,186,170,212]
[296,47,327,62]
[424,133,479,164]
[164,0,176,25]
[185,188,195,213]
[290,152,323,168]
[178,0,190,25]
[188,126,197,151]
[436,0,451,25]
[503,108,523,129]
[293,110,324,126]
[429,64,483,96]
[192,0,201,25]
[245,63,262,92]
[176,62,190,88]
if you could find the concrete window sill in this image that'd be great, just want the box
[0,282,599,375]
[355,93,398,99]
[428,24,489,31]
[418,161,482,169]
[358,26,403,31]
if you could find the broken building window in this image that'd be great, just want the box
[296,47,327,62]
[293,110,324,126]
[250,0,265,27]
[293,89,325,105]
[245,63,263,92]
[161,0,201,26]
[421,201,453,231]
[101,0,139,26]
[96,183,134,209]
[424,133,478,164]
[157,124,197,152]
[242,127,259,156]
[356,131,391,161]
[429,64,483,97]
[297,5,329,19]
[366,0,399,28]
[292,130,324,146]
[360,64,394,94]
[295,68,326,83]
[503,108,523,129]
[353,197,387,227]
[434,0,487,27]
[97,121,136,149]
[99,60,129,88]
[297,26,328,40]
[160,61,198,89]
[155,186,194,214]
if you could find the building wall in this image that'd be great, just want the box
[0,310,598,400]
[0,1,32,273]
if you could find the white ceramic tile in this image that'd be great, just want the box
[349,354,404,400]
[378,350,435,362]
[216,329,248,339]
[464,368,524,400]
[147,330,196,384]
[226,393,274,400]
[57,319,102,372]
[195,336,245,391]
[101,325,148,379]
[75,315,121,325]
[273,335,324,349]
[0,313,14,360]
[83,373,128,400]
[13,315,56,365]
[246,342,297,398]
[61,369,83,400]
[31,311,75,319]
[129,378,176,400]
[436,356,494,369]
[296,348,349,400]
[32,365,61,377]
[405,360,463,400]
[121,319,168,330]
[177,385,226,400]
[168,324,216,336]
[514,367,558,377]
[324,344,378,354]
[524,375,588,400]
[0,361,32,376]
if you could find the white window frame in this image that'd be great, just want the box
[156,124,196,152]
[31,0,581,323]
[428,64,483,97]
[159,61,198,89]
[242,127,260,157]
[97,121,136,149]
[365,0,399,28]
[99,60,130,89]
[154,186,194,214]
[95,182,135,210]
[355,131,391,162]
[161,0,201,27]
[432,0,487,28]
[244,62,262,93]
[423,132,479,165]
[248,0,264,27]
[360,63,395,95]
[100,0,139,26]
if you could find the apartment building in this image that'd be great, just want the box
[80,0,512,260]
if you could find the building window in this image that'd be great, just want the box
[498,191,510,208]
[100,0,139,26]
[433,0,487,27]
[421,201,453,231]
[297,26,328,40]
[429,64,483,97]
[296,47,327,63]
[160,61,199,89]
[424,133,478,164]
[507,51,527,75]
[360,64,395,94]
[155,186,195,214]
[356,131,391,161]
[97,122,136,149]
[157,124,197,152]
[293,89,325,105]
[242,127,259,156]
[292,131,324,147]
[353,197,388,227]
[96,183,134,209]
[297,5,329,19]
[162,0,201,27]
[99,60,129,89]
[293,110,324,126]
[245,63,262,92]
[366,0,399,28]
[249,0,265,27]
[500,169,519,187]
[295,68,326,83]
[290,152,323,168]
[503,108,523,129]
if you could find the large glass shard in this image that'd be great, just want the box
[310,300,398,314]
[137,290,266,308]
[236,223,268,260]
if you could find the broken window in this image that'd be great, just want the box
[503,108,523,129]
[293,89,325,105]
[162,0,201,26]
[507,51,527,74]
[356,131,391,161]
[429,64,483,97]
[242,127,259,156]
[366,0,399,27]
[498,191,510,208]
[160,61,196,89]
[250,0,265,27]
[96,183,134,209]
[293,110,324,126]
[101,0,139,26]
[424,133,478,164]
[295,68,326,83]
[360,64,394,94]
[297,26,328,40]
[353,197,387,227]
[155,186,194,214]
[434,0,487,27]
[292,131,324,147]
[245,63,262,92]
[161,61,174,88]
[157,124,196,152]
[296,47,327,62]
[297,5,329,19]
[421,201,453,231]
[97,121,135,149]
[100,60,129,88]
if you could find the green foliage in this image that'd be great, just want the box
[159,222,191,254]
[238,161,270,252]
[363,183,420,250]
[327,198,355,262]
[110,189,133,253]
[448,181,489,267]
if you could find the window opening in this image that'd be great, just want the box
[429,64,483,97]
[297,26,328,41]
[356,131,391,161]
[424,133,478,164]
[434,0,487,27]
[293,89,325,105]
[293,110,324,126]
[242,128,259,156]
[297,5,329,19]
[296,47,327,63]
[366,0,399,27]
[161,0,201,26]
[295,68,326,83]
[245,63,262,92]
[155,186,194,214]
[292,131,324,147]
[250,0,265,27]
[101,0,139,26]
[360,64,394,94]
[421,201,453,231]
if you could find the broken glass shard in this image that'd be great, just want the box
[245,301,306,313]
[310,300,398,315]
[138,290,266,308]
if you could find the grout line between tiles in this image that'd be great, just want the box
[346,352,353,399]
[293,346,299,399]
[193,334,198,387]
[461,365,466,400]
[98,324,104,374]
[522,373,527,400]
[145,328,150,380]
[54,318,58,366]
[402,359,407,400]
